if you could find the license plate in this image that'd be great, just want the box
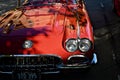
[13,69,41,80]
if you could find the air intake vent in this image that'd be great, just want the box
[0,55,62,73]
[0,55,62,65]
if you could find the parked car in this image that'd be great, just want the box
[0,0,97,80]
[113,0,120,16]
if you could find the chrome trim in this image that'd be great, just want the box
[0,54,62,59]
[91,53,97,64]
[59,64,89,69]
[65,38,78,45]
[78,38,92,52]
[64,38,92,52]
[42,71,60,74]
[23,40,33,49]
[67,55,85,61]
[0,71,60,75]
[0,54,63,67]
[77,19,80,38]
[65,38,78,52]
[0,71,13,74]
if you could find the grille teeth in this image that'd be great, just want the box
[0,55,62,65]
[0,55,62,72]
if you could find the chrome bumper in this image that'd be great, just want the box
[0,64,90,75]
[0,53,97,75]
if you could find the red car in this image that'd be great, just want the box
[0,0,97,79]
[113,0,120,16]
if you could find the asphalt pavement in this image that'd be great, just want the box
[85,0,120,80]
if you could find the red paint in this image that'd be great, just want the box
[0,2,94,62]
[6,41,11,47]
[114,0,120,16]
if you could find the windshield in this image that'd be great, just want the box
[25,0,81,5]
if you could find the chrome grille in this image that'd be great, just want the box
[0,55,62,72]
[0,55,62,65]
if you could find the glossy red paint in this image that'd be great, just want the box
[114,0,120,16]
[0,2,94,62]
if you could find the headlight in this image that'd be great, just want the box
[23,40,33,49]
[65,39,78,52]
[78,39,92,52]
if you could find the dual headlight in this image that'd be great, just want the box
[65,38,92,52]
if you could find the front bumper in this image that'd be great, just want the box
[0,54,97,75]
[0,64,90,80]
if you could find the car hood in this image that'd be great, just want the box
[0,4,68,36]
[0,4,94,60]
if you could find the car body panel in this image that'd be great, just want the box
[114,0,120,16]
[0,0,96,76]
[0,3,94,61]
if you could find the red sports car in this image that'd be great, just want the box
[113,0,120,16]
[0,0,97,79]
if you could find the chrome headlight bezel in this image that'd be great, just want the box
[78,38,92,52]
[23,40,33,49]
[65,38,78,52]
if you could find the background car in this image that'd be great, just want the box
[113,0,120,16]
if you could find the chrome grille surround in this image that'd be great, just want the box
[0,55,62,74]
[67,55,89,64]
